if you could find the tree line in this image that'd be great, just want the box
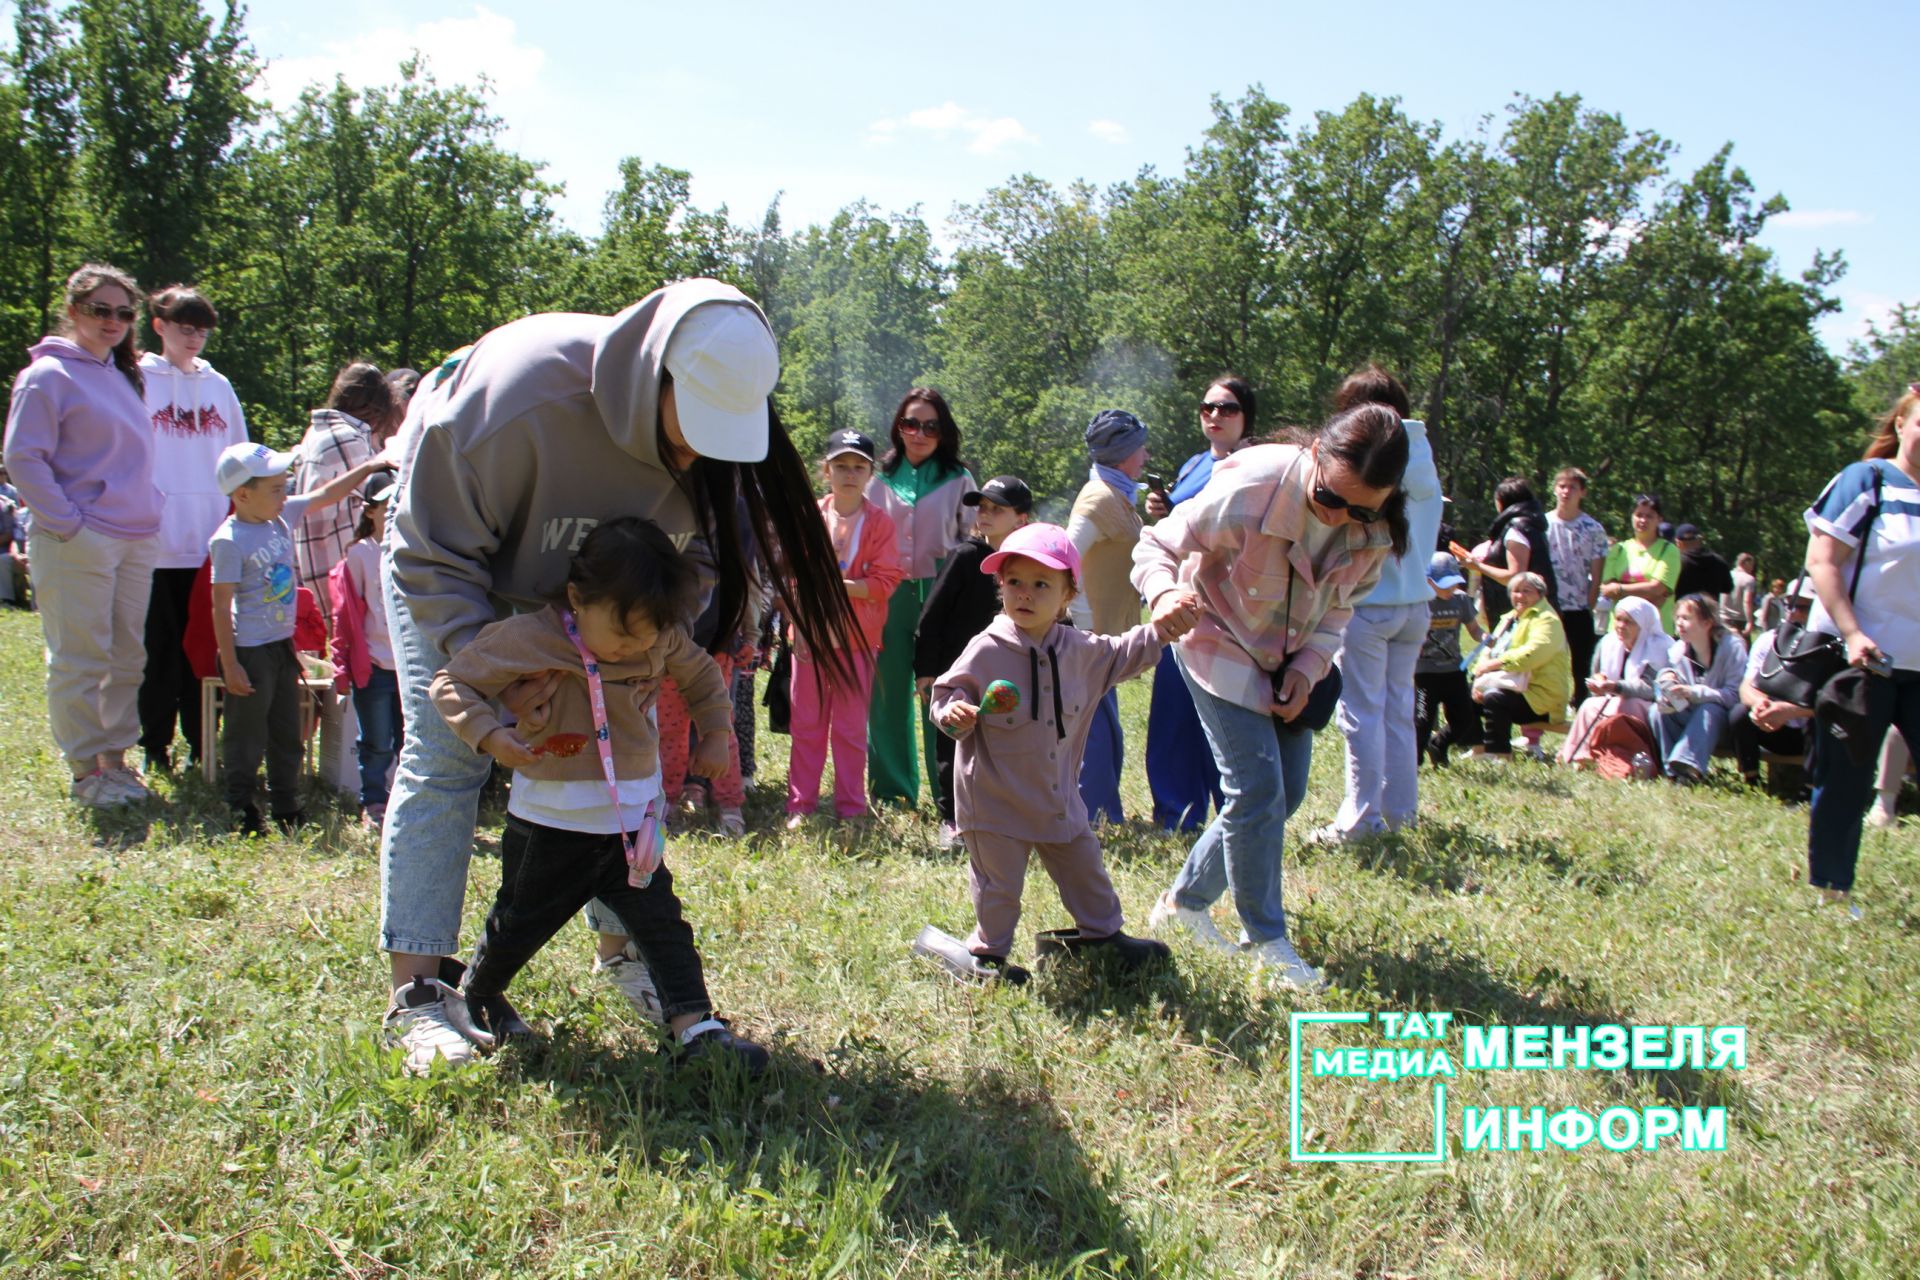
[2,0,1906,569]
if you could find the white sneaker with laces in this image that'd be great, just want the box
[99,767,153,803]
[1148,891,1237,953]
[385,977,490,1075]
[1247,936,1330,991]
[593,943,666,1025]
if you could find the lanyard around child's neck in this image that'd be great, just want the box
[560,609,661,889]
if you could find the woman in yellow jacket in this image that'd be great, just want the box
[1471,571,1572,759]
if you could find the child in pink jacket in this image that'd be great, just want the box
[929,523,1198,982]
[787,430,904,826]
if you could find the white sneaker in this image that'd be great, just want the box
[99,767,154,804]
[1247,936,1330,992]
[69,771,119,807]
[936,821,962,850]
[1868,799,1899,830]
[384,977,490,1075]
[1147,891,1237,953]
[1303,822,1355,848]
[593,943,666,1026]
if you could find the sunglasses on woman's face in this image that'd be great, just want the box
[898,418,941,438]
[77,301,137,323]
[1199,400,1243,417]
[1311,482,1383,524]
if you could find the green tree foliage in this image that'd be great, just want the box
[0,0,1880,572]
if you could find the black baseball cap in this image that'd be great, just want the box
[824,429,877,462]
[962,476,1033,514]
[1674,523,1702,541]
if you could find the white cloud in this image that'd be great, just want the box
[253,5,546,109]
[1088,118,1130,145]
[866,101,1039,155]
[1769,208,1872,230]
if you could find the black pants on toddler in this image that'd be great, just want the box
[1416,670,1480,765]
[463,814,712,1019]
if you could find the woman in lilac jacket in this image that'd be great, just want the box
[2,264,166,807]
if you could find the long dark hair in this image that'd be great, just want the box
[879,386,963,477]
[1311,402,1411,556]
[668,400,863,686]
[59,263,145,397]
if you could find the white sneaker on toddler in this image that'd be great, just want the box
[593,942,666,1025]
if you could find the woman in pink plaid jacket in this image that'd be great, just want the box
[1130,402,1410,991]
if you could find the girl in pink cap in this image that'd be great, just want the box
[928,523,1199,982]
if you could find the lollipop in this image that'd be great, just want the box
[980,679,1020,715]
[534,732,590,758]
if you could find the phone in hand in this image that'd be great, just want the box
[1144,472,1169,500]
[1863,650,1894,678]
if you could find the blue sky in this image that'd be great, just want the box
[34,1,1920,349]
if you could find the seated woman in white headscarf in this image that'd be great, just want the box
[1560,596,1669,768]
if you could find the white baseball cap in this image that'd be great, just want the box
[216,442,296,496]
[663,302,779,464]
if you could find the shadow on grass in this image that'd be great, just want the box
[511,1025,1153,1276]
[1031,950,1282,1071]
[1334,937,1748,1114]
[1314,820,1648,897]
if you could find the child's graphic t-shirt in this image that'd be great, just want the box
[209,496,313,647]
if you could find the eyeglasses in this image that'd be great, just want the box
[77,301,137,323]
[1199,401,1243,417]
[897,419,941,438]
[1312,484,1382,525]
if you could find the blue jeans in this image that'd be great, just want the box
[1077,688,1124,825]
[351,664,402,809]
[377,551,632,956]
[1653,700,1730,777]
[1808,669,1920,891]
[1170,652,1314,944]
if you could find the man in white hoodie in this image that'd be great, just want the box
[137,286,249,771]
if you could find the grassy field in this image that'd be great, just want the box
[1,602,1917,1278]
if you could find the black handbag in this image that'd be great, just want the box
[762,639,793,735]
[1752,464,1882,708]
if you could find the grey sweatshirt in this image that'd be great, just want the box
[387,279,764,660]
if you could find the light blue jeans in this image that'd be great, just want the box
[1170,652,1314,944]
[376,551,630,957]
[1653,700,1730,778]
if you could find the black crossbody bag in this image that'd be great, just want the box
[1752,465,1882,708]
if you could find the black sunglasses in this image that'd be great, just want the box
[77,301,137,323]
[1199,400,1243,417]
[1312,485,1382,524]
[897,418,941,437]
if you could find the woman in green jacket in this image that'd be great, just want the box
[1471,571,1572,758]
[865,388,976,808]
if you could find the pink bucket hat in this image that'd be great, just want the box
[980,522,1081,587]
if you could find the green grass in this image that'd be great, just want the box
[1,603,1917,1278]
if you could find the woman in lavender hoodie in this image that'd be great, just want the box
[3,264,166,806]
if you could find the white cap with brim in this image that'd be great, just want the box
[663,302,779,464]
[216,442,296,496]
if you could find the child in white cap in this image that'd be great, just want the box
[209,440,393,833]
[928,523,1199,981]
